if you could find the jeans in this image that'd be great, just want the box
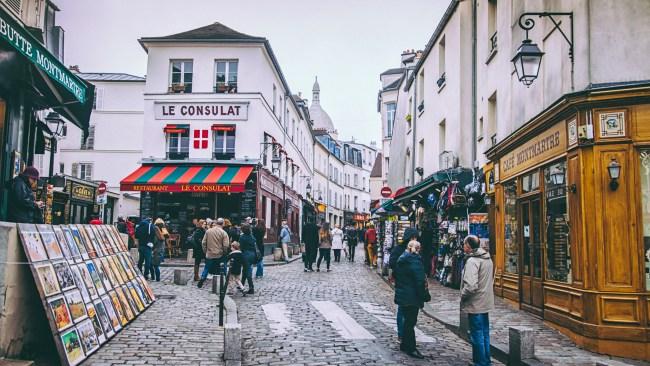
[468,313,491,366]
[151,264,160,281]
[401,306,419,352]
[396,305,404,338]
[242,251,256,290]
[201,256,226,280]
[317,248,331,269]
[138,246,153,279]
[256,258,264,278]
[348,244,356,262]
[333,249,341,262]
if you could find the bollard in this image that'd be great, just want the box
[129,248,139,263]
[212,277,219,294]
[273,248,283,261]
[173,269,189,285]
[223,323,242,361]
[509,326,535,366]
[186,249,193,263]
[300,243,305,253]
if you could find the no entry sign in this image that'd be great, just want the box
[98,182,107,195]
[380,186,392,198]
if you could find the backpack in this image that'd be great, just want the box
[135,222,153,243]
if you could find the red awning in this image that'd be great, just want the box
[163,124,189,133]
[120,164,254,193]
[211,124,236,132]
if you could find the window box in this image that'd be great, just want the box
[166,152,188,160]
[169,84,187,93]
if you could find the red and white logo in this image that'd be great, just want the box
[193,129,209,149]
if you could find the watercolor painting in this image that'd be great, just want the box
[76,263,98,299]
[115,287,135,321]
[18,224,48,262]
[76,319,99,355]
[48,295,73,331]
[85,302,106,344]
[109,291,129,326]
[69,264,91,303]
[52,226,73,260]
[93,259,112,291]
[35,263,61,296]
[60,328,85,366]
[62,227,82,262]
[64,289,87,323]
[69,226,89,260]
[127,282,145,311]
[101,295,122,332]
[53,261,76,291]
[37,225,64,260]
[77,225,98,258]
[86,261,106,296]
[93,299,114,338]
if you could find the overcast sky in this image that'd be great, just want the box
[57,0,447,145]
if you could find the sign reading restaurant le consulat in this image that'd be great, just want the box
[121,183,243,193]
[499,121,567,180]
[154,102,249,120]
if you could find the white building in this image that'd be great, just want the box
[120,22,313,245]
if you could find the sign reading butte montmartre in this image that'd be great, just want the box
[499,121,567,180]
[154,102,249,120]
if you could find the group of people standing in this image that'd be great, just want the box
[389,227,495,366]
[301,222,370,272]
[133,217,169,282]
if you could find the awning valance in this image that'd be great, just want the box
[163,124,189,133]
[120,164,254,193]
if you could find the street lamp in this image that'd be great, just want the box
[549,166,565,186]
[45,112,66,178]
[271,154,281,175]
[607,158,621,191]
[513,12,574,87]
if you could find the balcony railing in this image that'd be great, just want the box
[167,151,189,160]
[436,73,446,88]
[168,83,192,94]
[489,31,498,54]
[213,151,235,160]
[214,82,238,94]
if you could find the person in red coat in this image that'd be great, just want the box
[364,224,378,267]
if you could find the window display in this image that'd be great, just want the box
[504,181,519,274]
[544,160,571,283]
[640,150,650,291]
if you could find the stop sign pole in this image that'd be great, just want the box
[98,182,107,222]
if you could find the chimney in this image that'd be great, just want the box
[69,65,80,72]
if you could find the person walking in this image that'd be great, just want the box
[239,224,258,295]
[226,242,247,296]
[279,220,291,264]
[394,240,427,359]
[358,226,368,265]
[135,218,156,280]
[89,215,103,225]
[461,235,495,366]
[8,166,44,224]
[116,217,128,234]
[331,224,344,263]
[346,226,358,262]
[224,219,240,242]
[151,218,167,282]
[316,222,333,272]
[302,221,319,272]
[365,224,378,267]
[252,219,266,279]
[191,219,207,281]
[389,227,419,342]
[198,218,231,288]
[126,218,136,249]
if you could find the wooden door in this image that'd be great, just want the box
[520,196,544,316]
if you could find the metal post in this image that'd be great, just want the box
[219,264,225,326]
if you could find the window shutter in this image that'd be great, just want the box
[3,0,22,16]
[86,164,93,181]
[95,88,105,110]
[87,125,95,150]
[71,163,79,177]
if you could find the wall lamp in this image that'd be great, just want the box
[512,12,574,87]
[607,158,621,191]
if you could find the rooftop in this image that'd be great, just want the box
[370,153,383,177]
[140,22,265,42]
[380,67,404,76]
[76,73,145,82]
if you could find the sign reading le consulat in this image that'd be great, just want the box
[154,102,248,120]
[0,10,87,103]
[500,121,567,180]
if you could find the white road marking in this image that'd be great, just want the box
[310,301,376,340]
[357,302,435,343]
[262,303,295,335]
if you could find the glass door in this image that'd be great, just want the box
[520,195,544,315]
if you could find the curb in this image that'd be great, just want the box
[263,254,302,267]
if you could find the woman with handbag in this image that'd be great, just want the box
[239,224,258,294]
[191,219,207,281]
[151,218,167,282]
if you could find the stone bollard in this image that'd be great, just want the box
[273,248,283,261]
[186,249,193,263]
[509,326,535,366]
[212,276,221,294]
[223,323,242,361]
[173,269,189,286]
[129,248,139,263]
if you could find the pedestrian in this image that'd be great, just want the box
[365,223,378,267]
[461,235,495,366]
[394,240,427,359]
[226,242,247,296]
[389,227,419,342]
[279,220,291,264]
[239,224,258,295]
[224,219,240,242]
[331,224,344,262]
[116,217,128,234]
[252,219,266,279]
[198,218,231,288]
[151,218,167,282]
[316,222,332,272]
[126,218,136,248]
[8,166,44,224]
[191,219,207,281]
[89,215,103,225]
[346,226,358,262]
[302,220,319,272]
[358,225,368,265]
[135,217,156,280]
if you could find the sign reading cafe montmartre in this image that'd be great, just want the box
[154,102,249,120]
[0,10,87,103]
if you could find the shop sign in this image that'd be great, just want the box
[120,183,244,193]
[260,175,283,197]
[0,10,87,102]
[499,121,567,180]
[154,102,248,121]
[96,193,107,205]
[353,213,367,222]
[70,183,95,203]
[316,203,327,213]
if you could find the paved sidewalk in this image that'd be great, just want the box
[84,268,225,366]
[159,253,302,268]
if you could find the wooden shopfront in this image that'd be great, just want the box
[486,84,650,361]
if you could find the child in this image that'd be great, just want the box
[227,242,247,296]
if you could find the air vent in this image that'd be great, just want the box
[3,0,22,16]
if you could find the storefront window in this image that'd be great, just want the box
[521,171,540,193]
[544,160,571,283]
[639,150,650,291]
[504,180,518,274]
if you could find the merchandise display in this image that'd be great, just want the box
[17,224,156,366]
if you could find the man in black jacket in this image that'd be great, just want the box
[389,227,419,343]
[302,221,319,272]
[8,166,43,224]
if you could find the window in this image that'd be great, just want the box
[418,70,425,109]
[59,163,64,174]
[170,60,193,93]
[80,125,95,150]
[272,84,277,113]
[354,174,359,187]
[354,196,358,210]
[544,160,570,283]
[418,139,425,170]
[521,171,540,193]
[167,131,190,160]
[213,126,236,160]
[478,117,484,141]
[488,92,497,146]
[640,150,650,290]
[438,36,446,80]
[72,163,93,181]
[61,125,67,137]
[504,180,518,274]
[488,0,498,53]
[93,88,104,110]
[215,60,238,93]
[438,120,446,156]
[362,177,366,191]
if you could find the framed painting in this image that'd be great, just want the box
[35,262,61,296]
[18,224,49,262]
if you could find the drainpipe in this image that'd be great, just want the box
[471,0,478,165]
[411,74,418,186]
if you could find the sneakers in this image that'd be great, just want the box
[304,268,309,272]
[197,279,205,288]
[316,268,320,272]
[326,269,331,272]
[247,288,254,295]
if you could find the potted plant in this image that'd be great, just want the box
[406,114,412,122]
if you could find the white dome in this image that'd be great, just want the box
[309,76,338,138]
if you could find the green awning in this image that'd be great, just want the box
[392,167,474,204]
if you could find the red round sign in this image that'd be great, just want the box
[380,186,392,198]
[98,182,107,195]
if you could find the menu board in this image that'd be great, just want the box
[18,224,156,366]
[240,189,257,219]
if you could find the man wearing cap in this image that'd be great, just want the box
[198,217,230,288]
[8,166,44,224]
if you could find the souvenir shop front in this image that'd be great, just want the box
[257,168,301,245]
[485,84,650,361]
[120,162,256,251]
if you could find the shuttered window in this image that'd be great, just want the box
[80,125,95,150]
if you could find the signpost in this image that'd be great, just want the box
[97,182,107,207]
[380,186,393,198]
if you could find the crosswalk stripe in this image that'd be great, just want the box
[310,301,376,340]
[357,302,435,343]
[262,303,295,335]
